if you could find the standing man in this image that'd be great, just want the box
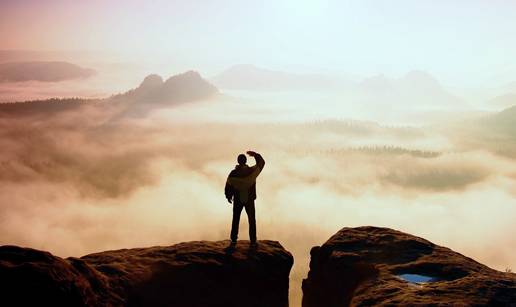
[225,151,265,245]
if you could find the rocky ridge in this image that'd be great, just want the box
[302,226,516,306]
[0,240,293,307]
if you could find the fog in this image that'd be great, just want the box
[1,83,516,305]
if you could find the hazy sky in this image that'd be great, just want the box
[1,0,516,85]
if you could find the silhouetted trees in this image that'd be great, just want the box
[0,98,98,116]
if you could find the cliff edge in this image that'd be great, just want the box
[302,226,516,306]
[0,240,293,307]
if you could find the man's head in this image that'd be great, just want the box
[237,154,247,165]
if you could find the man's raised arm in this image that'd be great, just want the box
[247,151,265,170]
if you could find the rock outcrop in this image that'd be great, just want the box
[302,226,516,306]
[114,71,218,105]
[0,61,95,82]
[0,240,293,307]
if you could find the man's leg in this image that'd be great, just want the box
[244,200,257,243]
[230,202,244,242]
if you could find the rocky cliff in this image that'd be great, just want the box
[302,226,516,306]
[0,240,293,307]
[113,70,218,105]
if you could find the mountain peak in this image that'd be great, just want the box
[114,71,218,105]
[139,74,163,90]
[163,70,205,84]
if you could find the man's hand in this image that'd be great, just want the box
[246,150,257,156]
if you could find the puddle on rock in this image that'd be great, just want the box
[398,274,439,284]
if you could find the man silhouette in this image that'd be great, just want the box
[225,151,265,244]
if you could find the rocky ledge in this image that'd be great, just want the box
[302,226,516,307]
[0,240,293,307]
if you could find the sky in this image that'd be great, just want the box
[1,0,516,86]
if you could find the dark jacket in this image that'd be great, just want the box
[225,153,265,203]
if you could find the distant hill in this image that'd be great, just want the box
[0,61,95,82]
[211,64,347,91]
[0,71,218,117]
[212,65,464,108]
[496,104,516,119]
[113,70,218,105]
[483,104,516,135]
[489,92,516,108]
[357,70,464,108]
[456,104,516,157]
